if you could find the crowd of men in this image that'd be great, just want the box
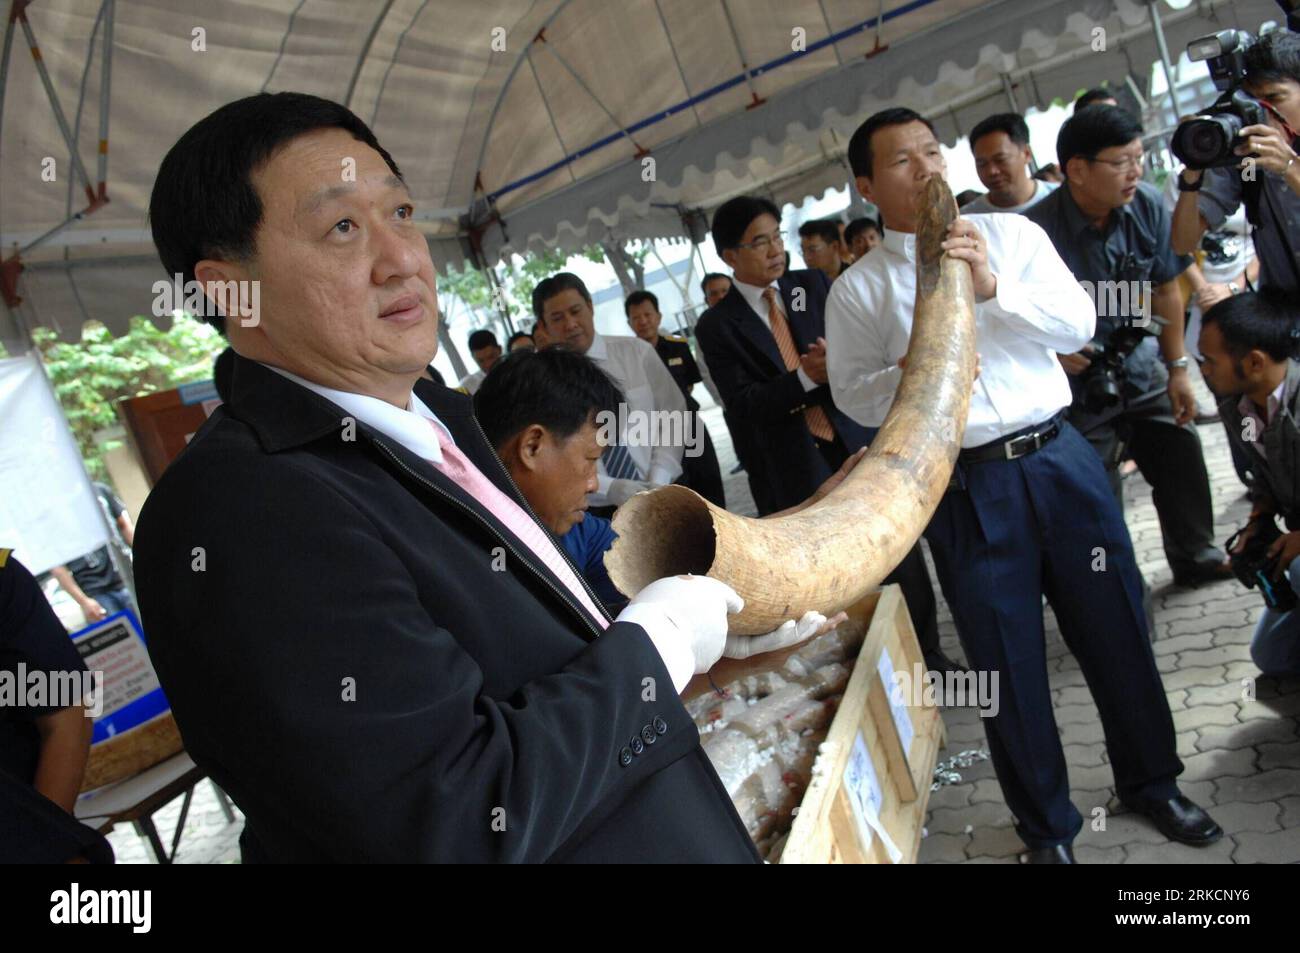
[9,27,1300,864]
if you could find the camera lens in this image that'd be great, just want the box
[1083,369,1123,415]
[1172,115,1239,169]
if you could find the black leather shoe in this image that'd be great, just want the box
[1020,844,1075,864]
[924,649,969,676]
[1125,795,1223,846]
[1172,559,1234,588]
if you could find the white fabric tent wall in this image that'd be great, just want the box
[0,353,109,573]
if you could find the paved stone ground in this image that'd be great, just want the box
[104,395,1300,863]
[900,384,1300,865]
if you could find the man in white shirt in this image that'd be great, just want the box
[532,272,688,511]
[826,106,1220,862]
[961,113,1057,215]
[455,328,502,395]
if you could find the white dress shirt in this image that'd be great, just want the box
[825,212,1095,448]
[960,179,1057,215]
[586,332,686,504]
[731,278,818,392]
[263,364,450,463]
[457,368,486,395]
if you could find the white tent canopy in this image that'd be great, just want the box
[0,0,1279,351]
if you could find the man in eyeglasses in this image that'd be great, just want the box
[696,198,861,514]
[827,105,1220,863]
[1026,105,1231,588]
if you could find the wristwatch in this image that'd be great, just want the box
[1177,171,1203,192]
[1227,281,1241,295]
[1165,356,1191,370]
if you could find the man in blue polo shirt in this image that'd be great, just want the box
[1026,105,1230,588]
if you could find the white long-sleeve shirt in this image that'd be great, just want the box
[825,212,1095,448]
[586,332,686,504]
[457,368,486,395]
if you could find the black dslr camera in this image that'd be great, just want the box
[1172,30,1268,170]
[1226,517,1298,611]
[1080,323,1160,415]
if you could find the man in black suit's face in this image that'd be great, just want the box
[720,213,787,287]
[200,127,442,409]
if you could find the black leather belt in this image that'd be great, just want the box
[959,413,1064,466]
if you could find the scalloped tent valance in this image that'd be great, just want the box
[0,0,1276,350]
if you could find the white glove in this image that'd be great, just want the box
[606,478,657,506]
[723,610,831,660]
[616,575,744,692]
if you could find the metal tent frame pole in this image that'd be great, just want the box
[1,0,113,310]
[1148,1,1181,119]
[998,70,1040,174]
[94,0,112,203]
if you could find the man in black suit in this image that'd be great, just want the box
[695,197,866,515]
[695,196,958,675]
[625,289,726,508]
[133,92,782,863]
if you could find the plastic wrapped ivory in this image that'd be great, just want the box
[690,620,868,857]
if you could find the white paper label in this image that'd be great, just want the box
[877,647,915,756]
[843,731,901,861]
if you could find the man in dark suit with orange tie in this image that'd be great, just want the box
[695,197,862,516]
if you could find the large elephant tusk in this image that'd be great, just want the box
[605,177,977,634]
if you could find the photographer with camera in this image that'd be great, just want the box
[1199,290,1300,675]
[1027,106,1231,587]
[1172,29,1300,299]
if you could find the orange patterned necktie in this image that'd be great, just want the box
[762,287,835,442]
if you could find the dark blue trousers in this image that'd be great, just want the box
[922,421,1183,847]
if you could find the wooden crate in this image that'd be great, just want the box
[684,584,944,863]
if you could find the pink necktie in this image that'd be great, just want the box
[427,421,608,630]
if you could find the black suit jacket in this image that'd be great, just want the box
[695,269,869,513]
[133,355,759,863]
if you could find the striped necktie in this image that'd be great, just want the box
[762,287,836,442]
[601,439,641,480]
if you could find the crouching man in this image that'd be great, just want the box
[1200,291,1300,675]
[472,346,848,640]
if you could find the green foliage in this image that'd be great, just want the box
[442,244,608,330]
[438,261,494,315]
[15,240,636,482]
[31,316,227,481]
[504,245,602,319]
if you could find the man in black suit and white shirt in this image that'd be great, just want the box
[133,91,825,863]
[695,197,866,515]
